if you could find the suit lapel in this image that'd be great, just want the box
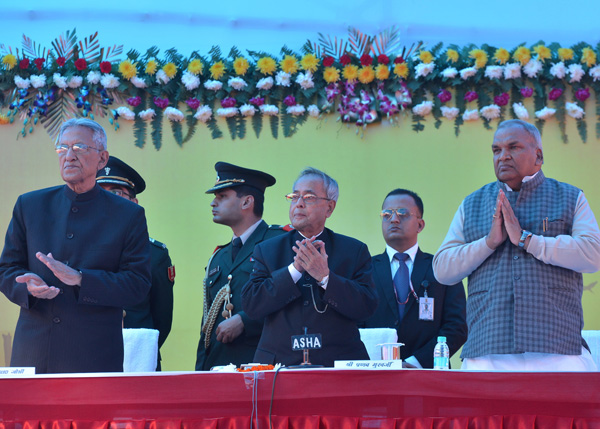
[373,252,399,319]
[230,220,268,271]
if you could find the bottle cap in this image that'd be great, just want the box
[437,336,446,342]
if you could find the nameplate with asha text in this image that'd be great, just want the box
[334,360,404,370]
[0,367,35,377]
[291,333,322,350]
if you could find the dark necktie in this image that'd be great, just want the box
[393,252,410,319]
[231,237,243,261]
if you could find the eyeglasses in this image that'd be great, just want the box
[380,208,420,221]
[285,193,331,205]
[107,189,134,199]
[55,143,102,155]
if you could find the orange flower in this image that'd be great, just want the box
[493,48,510,65]
[280,55,299,74]
[358,65,375,84]
[343,64,359,82]
[375,64,390,80]
[533,45,551,62]
[393,62,409,79]
[323,66,340,83]
[513,46,531,66]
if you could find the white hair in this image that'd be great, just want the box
[295,167,339,202]
[58,118,108,150]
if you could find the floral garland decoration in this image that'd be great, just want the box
[1,27,600,148]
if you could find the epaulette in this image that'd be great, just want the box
[268,224,294,231]
[212,243,228,255]
[149,237,167,249]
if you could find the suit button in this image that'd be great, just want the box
[514,275,520,280]
[304,275,311,281]
[67,233,74,239]
[304,301,310,306]
[513,255,519,260]
[59,288,64,294]
[71,207,79,213]
[53,317,61,324]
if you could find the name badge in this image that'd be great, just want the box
[419,297,434,321]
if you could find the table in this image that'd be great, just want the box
[1,369,599,428]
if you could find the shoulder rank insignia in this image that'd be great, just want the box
[168,265,176,282]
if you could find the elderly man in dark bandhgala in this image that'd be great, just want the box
[0,118,151,374]
[434,119,600,371]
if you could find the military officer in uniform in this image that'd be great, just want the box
[196,162,286,371]
[96,156,175,370]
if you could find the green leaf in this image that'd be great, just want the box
[282,112,293,137]
[171,120,183,146]
[252,112,262,138]
[237,115,246,139]
[182,114,198,144]
[270,113,279,139]
[225,116,237,140]
[207,117,223,139]
[576,118,587,143]
[151,109,163,150]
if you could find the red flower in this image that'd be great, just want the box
[377,54,390,65]
[340,54,352,66]
[19,58,30,69]
[323,56,335,67]
[75,58,87,71]
[494,92,510,107]
[100,61,112,73]
[394,56,405,64]
[575,88,590,102]
[34,58,45,71]
[56,57,66,67]
[360,54,373,66]
[548,88,563,101]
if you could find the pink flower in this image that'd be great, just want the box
[283,95,296,106]
[437,89,452,103]
[186,98,201,109]
[520,87,534,98]
[464,91,478,102]
[221,97,237,108]
[548,88,563,101]
[575,88,590,102]
[127,96,142,107]
[494,92,510,107]
[153,97,169,109]
[249,97,265,106]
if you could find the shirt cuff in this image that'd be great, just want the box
[288,263,302,283]
[404,355,422,368]
[318,275,329,290]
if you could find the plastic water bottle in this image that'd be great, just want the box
[433,336,450,369]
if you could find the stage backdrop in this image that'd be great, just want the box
[0,108,599,370]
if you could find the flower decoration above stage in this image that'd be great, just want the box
[1,28,600,148]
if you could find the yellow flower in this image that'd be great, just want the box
[233,57,249,75]
[419,51,433,64]
[446,49,459,63]
[493,48,510,65]
[300,53,319,72]
[375,64,390,80]
[469,49,488,69]
[358,66,375,84]
[513,46,531,65]
[280,55,299,74]
[323,66,340,83]
[533,45,551,62]
[558,48,574,61]
[118,60,137,80]
[0,114,9,125]
[187,59,203,75]
[394,62,409,79]
[581,47,597,67]
[162,62,178,79]
[145,59,158,76]
[210,61,225,79]
[2,54,17,70]
[342,64,359,82]
[257,56,277,75]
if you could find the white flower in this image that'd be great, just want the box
[256,77,274,90]
[156,69,170,84]
[86,71,101,84]
[194,105,212,123]
[550,62,566,79]
[485,66,504,80]
[503,63,521,80]
[523,59,542,78]
[228,77,247,91]
[287,105,306,116]
[462,109,480,121]
[275,71,291,87]
[14,76,31,89]
[568,64,585,83]
[411,101,433,116]
[131,76,148,89]
[480,104,501,121]
[512,102,529,120]
[440,106,459,120]
[296,71,314,90]
[216,107,239,118]
[307,104,320,118]
[68,76,83,88]
[204,80,223,91]
[415,62,435,78]
[565,102,585,119]
[441,67,458,79]
[535,106,556,120]
[239,104,256,117]
[52,73,68,89]
[182,71,200,90]
[459,66,477,80]
[100,73,119,89]
[30,74,47,89]
[589,65,600,82]
[138,109,156,121]
[165,106,185,122]
[116,106,135,121]
[259,104,279,116]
